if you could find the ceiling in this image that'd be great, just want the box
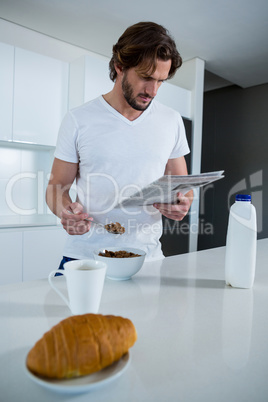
[1,0,268,91]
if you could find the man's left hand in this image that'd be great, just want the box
[153,191,192,221]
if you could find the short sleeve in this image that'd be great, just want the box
[54,111,79,163]
[169,113,190,159]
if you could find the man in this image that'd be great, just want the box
[46,21,193,267]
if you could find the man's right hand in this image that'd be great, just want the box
[60,202,91,235]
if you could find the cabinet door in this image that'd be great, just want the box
[0,231,22,285]
[69,54,113,109]
[0,43,14,141]
[23,228,67,281]
[13,48,68,146]
[84,55,113,102]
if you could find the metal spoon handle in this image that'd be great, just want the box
[85,217,106,229]
[66,210,104,228]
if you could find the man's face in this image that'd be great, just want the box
[121,59,172,111]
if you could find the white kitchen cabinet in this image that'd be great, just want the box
[0,43,14,141]
[69,54,113,109]
[0,231,23,285]
[0,226,67,285]
[13,48,68,146]
[23,227,67,281]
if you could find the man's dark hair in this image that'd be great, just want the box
[109,21,182,82]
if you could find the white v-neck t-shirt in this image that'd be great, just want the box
[54,96,190,261]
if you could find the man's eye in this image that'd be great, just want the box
[142,76,152,81]
[141,76,166,83]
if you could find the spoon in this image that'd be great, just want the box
[66,211,125,235]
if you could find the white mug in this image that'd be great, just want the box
[48,259,107,315]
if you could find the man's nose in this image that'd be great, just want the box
[146,81,160,97]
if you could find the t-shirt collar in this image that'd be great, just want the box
[99,95,153,126]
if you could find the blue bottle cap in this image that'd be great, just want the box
[235,194,251,201]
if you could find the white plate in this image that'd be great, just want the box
[25,352,130,394]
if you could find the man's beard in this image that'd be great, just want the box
[122,73,153,111]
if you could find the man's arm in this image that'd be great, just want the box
[46,158,91,235]
[153,156,193,221]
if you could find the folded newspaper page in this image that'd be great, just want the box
[116,171,224,208]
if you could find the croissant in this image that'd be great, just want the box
[26,314,137,379]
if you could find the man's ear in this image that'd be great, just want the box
[114,63,124,76]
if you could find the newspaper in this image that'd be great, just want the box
[116,171,224,208]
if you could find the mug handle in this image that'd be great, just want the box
[48,270,71,311]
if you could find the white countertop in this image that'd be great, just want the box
[1,238,268,402]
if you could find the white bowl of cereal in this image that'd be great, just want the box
[93,247,146,280]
